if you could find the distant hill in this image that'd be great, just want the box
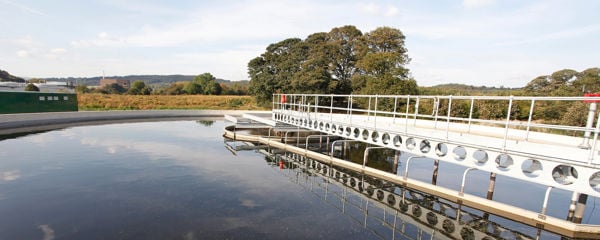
[0,69,25,82]
[43,75,239,86]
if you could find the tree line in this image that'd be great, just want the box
[76,73,248,96]
[247,25,417,105]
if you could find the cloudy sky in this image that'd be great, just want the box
[1,0,598,87]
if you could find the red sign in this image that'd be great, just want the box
[584,93,600,103]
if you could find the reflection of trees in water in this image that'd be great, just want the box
[345,143,395,172]
[196,120,214,127]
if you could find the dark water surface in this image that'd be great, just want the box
[0,121,379,239]
[1,120,598,240]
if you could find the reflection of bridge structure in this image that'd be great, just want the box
[224,94,600,238]
[244,144,535,240]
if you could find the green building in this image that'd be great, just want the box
[0,91,78,114]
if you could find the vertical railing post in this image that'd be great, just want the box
[502,96,514,151]
[330,95,333,123]
[405,95,410,133]
[414,97,420,126]
[374,95,378,129]
[350,95,353,127]
[525,99,536,141]
[367,96,372,120]
[588,112,600,164]
[468,97,474,133]
[446,96,452,141]
[393,96,398,124]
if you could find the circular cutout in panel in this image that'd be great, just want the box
[495,154,514,170]
[393,136,402,147]
[590,172,600,193]
[345,127,351,136]
[312,121,318,129]
[406,138,416,150]
[362,129,369,141]
[435,143,448,157]
[521,159,543,177]
[319,122,324,130]
[473,150,488,164]
[426,212,438,225]
[442,219,455,233]
[552,165,578,185]
[460,228,475,240]
[325,123,330,131]
[330,124,336,133]
[371,131,379,142]
[419,140,431,153]
[338,125,343,134]
[382,133,390,145]
[353,128,360,138]
[453,146,466,161]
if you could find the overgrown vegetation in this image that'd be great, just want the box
[77,94,264,110]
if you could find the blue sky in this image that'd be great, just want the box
[1,0,598,87]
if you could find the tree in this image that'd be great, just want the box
[327,25,363,94]
[248,38,305,104]
[24,83,40,92]
[352,27,415,95]
[75,85,90,93]
[127,80,152,95]
[100,83,127,94]
[193,73,222,95]
[183,82,202,94]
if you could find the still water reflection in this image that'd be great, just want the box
[0,120,597,239]
[0,121,379,239]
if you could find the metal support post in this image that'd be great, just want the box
[446,96,452,141]
[460,168,477,196]
[393,151,400,174]
[540,186,553,218]
[431,159,440,185]
[502,96,514,151]
[468,97,474,133]
[580,102,597,149]
[525,99,535,141]
[573,194,588,223]
[566,191,580,222]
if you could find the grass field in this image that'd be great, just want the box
[78,94,267,110]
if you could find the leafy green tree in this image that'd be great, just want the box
[24,83,40,92]
[183,82,202,94]
[127,80,152,95]
[75,85,90,93]
[248,38,305,104]
[99,83,127,94]
[352,27,415,95]
[162,82,186,95]
[193,73,222,95]
[327,25,363,94]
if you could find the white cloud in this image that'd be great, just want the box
[2,170,20,181]
[360,3,398,17]
[0,0,46,16]
[463,0,495,8]
[38,225,55,240]
[16,50,29,58]
[50,48,66,54]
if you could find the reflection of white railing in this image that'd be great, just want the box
[271,94,600,198]
[270,151,535,239]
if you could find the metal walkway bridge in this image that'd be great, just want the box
[271,94,600,201]
[225,93,600,238]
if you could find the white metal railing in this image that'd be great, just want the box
[273,93,600,164]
